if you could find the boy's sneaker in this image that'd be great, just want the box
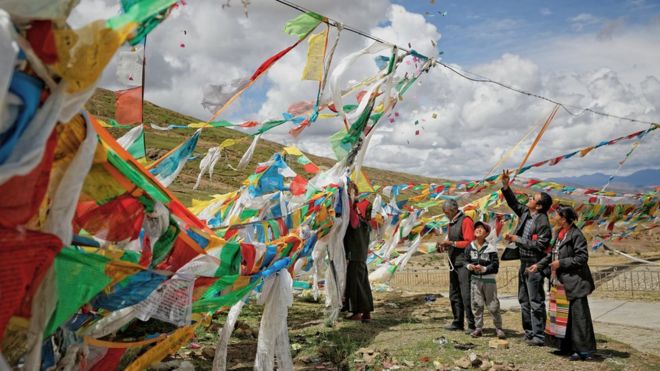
[470,329,483,338]
[496,328,506,339]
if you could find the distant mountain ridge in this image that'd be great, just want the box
[551,169,659,191]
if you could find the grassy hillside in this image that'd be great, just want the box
[85,88,447,205]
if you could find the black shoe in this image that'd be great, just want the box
[525,338,545,346]
[521,333,532,341]
[552,350,570,356]
[568,353,581,361]
[445,324,464,331]
[569,353,593,361]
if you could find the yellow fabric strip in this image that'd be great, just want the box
[302,29,328,81]
[514,104,559,179]
[124,324,199,371]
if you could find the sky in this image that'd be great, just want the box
[69,0,660,181]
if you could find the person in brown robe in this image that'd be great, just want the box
[343,181,374,322]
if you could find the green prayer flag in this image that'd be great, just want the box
[254,120,287,135]
[283,12,323,39]
[45,248,112,336]
[108,0,177,31]
[210,120,235,128]
[126,129,146,160]
[151,218,179,268]
[107,150,169,203]
[239,208,260,220]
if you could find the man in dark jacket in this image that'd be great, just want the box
[500,170,553,346]
[436,199,475,332]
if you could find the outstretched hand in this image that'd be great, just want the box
[501,169,511,189]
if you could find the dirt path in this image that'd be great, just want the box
[594,323,660,358]
[162,291,660,370]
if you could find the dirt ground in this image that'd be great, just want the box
[161,290,660,370]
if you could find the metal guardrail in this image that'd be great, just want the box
[390,265,660,298]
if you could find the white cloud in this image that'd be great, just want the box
[540,8,552,16]
[69,1,660,181]
[569,13,601,32]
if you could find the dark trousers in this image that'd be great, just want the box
[449,265,474,329]
[343,261,374,314]
[518,262,546,341]
[561,296,597,354]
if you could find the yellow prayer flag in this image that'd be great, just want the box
[283,146,304,156]
[53,21,137,93]
[579,146,595,157]
[188,122,212,128]
[220,137,245,149]
[220,139,237,148]
[301,29,328,81]
[350,170,375,193]
[124,324,198,371]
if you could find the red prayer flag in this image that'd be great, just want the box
[290,175,308,196]
[115,87,143,124]
[240,120,259,128]
[0,130,57,228]
[302,163,319,174]
[74,194,145,242]
[0,230,62,339]
[289,119,310,137]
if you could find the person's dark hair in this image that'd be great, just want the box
[537,192,553,214]
[443,199,459,211]
[556,204,578,224]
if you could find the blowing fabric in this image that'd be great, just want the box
[301,28,328,81]
[0,230,62,340]
[135,273,194,326]
[0,0,81,21]
[329,41,389,123]
[201,78,250,114]
[42,112,97,245]
[237,134,261,170]
[116,47,144,86]
[124,324,198,371]
[0,9,18,134]
[93,270,167,312]
[117,124,146,160]
[0,77,65,185]
[0,130,56,228]
[212,296,247,371]
[207,30,314,122]
[148,129,201,187]
[283,11,323,39]
[254,269,294,371]
[114,86,143,125]
[81,305,141,339]
[74,194,146,243]
[44,247,113,336]
[0,71,44,165]
[194,146,222,190]
[323,183,350,323]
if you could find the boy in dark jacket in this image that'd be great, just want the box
[465,221,505,339]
